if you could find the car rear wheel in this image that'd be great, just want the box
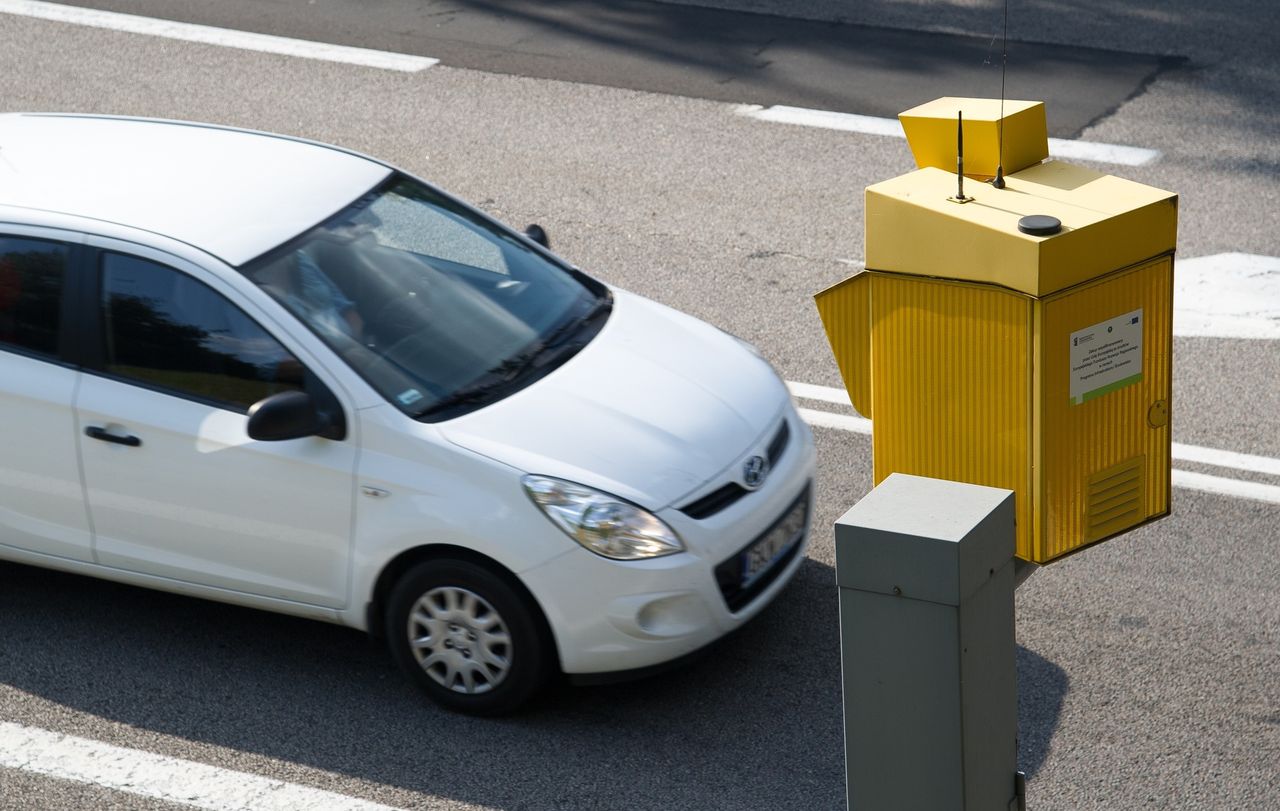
[386,558,551,715]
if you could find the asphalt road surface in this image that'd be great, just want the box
[27,0,1180,138]
[0,0,1277,809]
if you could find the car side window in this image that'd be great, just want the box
[100,252,305,411]
[0,236,67,358]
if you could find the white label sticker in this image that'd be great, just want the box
[1069,309,1143,405]
[397,388,424,406]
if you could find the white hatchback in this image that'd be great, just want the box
[0,113,815,714]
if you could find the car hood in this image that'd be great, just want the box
[438,288,788,510]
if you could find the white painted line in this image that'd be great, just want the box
[1175,253,1280,340]
[0,0,438,72]
[796,406,872,435]
[1171,442,1280,477]
[734,104,905,137]
[1172,470,1280,505]
[0,722,403,811]
[787,380,855,407]
[1044,137,1161,167]
[735,105,1160,166]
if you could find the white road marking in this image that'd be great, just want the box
[735,104,1161,166]
[796,406,871,434]
[1174,253,1280,340]
[0,722,403,811]
[1172,442,1280,477]
[788,381,858,407]
[1041,137,1162,167]
[737,105,905,137]
[1171,470,1280,505]
[788,381,1280,505]
[0,0,437,72]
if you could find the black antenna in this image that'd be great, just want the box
[993,0,1009,189]
[952,111,972,203]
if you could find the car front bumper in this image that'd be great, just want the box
[519,410,816,675]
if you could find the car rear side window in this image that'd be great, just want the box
[0,236,66,358]
[100,253,304,411]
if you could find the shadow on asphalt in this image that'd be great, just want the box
[437,0,1178,138]
[72,0,1179,139]
[0,558,1066,808]
[1017,646,1068,779]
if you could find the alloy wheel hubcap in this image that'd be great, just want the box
[407,587,512,694]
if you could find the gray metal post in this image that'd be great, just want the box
[836,473,1021,811]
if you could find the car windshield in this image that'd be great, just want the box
[243,174,609,420]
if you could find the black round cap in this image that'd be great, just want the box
[1018,215,1062,236]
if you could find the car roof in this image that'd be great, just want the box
[0,114,391,266]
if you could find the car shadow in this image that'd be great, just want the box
[0,557,1065,808]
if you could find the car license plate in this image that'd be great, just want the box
[740,495,808,587]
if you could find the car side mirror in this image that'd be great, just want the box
[524,223,549,249]
[247,390,342,441]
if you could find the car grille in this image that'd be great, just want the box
[679,419,791,520]
[714,485,809,613]
[766,418,791,465]
[678,482,747,520]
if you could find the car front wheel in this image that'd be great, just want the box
[386,558,551,715]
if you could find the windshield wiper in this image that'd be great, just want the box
[415,295,612,419]
[491,296,610,378]
[414,374,512,418]
[574,295,612,330]
[415,337,554,418]
[538,295,611,349]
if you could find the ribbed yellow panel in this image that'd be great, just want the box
[815,274,873,418]
[1037,256,1173,561]
[869,274,1034,558]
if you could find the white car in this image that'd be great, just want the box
[0,113,815,714]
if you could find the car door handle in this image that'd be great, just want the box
[84,426,142,447]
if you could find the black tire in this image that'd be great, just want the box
[385,558,551,715]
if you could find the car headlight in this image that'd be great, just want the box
[522,475,685,560]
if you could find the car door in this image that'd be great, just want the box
[0,228,93,562]
[75,242,357,608]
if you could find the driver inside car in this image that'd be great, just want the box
[254,247,365,342]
